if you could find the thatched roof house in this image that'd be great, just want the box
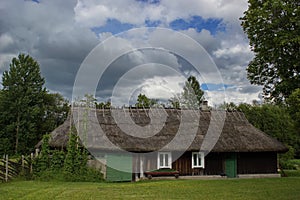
[38,108,287,181]
[41,108,286,152]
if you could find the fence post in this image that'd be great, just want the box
[5,154,8,182]
[22,155,25,171]
[30,153,33,174]
[1,155,3,182]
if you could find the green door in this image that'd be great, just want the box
[225,153,237,178]
[106,153,132,182]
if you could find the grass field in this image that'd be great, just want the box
[1,178,300,200]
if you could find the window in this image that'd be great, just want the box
[192,152,205,168]
[157,152,172,168]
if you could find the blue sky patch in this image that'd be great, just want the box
[145,20,161,27]
[91,19,135,35]
[201,83,233,91]
[170,16,225,35]
[136,0,160,4]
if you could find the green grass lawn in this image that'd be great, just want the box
[1,178,300,200]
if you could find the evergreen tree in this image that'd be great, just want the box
[181,76,204,109]
[1,54,47,154]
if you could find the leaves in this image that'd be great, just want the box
[0,54,69,155]
[238,103,300,157]
[181,76,204,109]
[135,93,157,108]
[241,0,300,101]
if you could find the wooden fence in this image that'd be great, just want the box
[0,154,31,182]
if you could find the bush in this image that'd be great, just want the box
[50,150,65,171]
[280,159,300,170]
[34,167,103,182]
[283,170,300,177]
[63,167,104,182]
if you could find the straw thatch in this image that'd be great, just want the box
[37,108,288,153]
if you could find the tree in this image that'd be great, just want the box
[181,76,204,108]
[95,100,111,109]
[135,94,157,108]
[0,54,68,155]
[169,96,180,109]
[286,89,300,157]
[286,89,300,128]
[39,93,69,137]
[218,102,237,111]
[80,94,97,108]
[240,0,300,101]
[238,103,299,157]
[1,54,47,154]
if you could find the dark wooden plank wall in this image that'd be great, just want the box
[204,153,224,175]
[132,151,278,179]
[172,152,203,175]
[237,152,277,174]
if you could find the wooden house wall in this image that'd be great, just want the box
[173,152,278,176]
[203,153,224,175]
[172,152,203,175]
[237,152,277,174]
[132,151,278,180]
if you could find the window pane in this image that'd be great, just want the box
[160,154,164,167]
[198,155,201,166]
[165,154,168,167]
[193,153,198,166]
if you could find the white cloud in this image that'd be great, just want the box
[74,0,248,28]
[214,43,251,59]
[0,0,262,106]
[74,0,165,27]
[206,87,262,107]
[0,34,14,50]
[0,53,16,70]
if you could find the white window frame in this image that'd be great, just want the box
[157,152,172,169]
[192,152,205,168]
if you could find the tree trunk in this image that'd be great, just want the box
[15,113,20,154]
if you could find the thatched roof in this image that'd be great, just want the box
[37,108,287,153]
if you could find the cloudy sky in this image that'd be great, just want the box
[0,0,263,107]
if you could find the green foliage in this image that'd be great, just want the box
[63,126,91,181]
[168,96,180,109]
[182,76,204,109]
[280,161,297,170]
[280,146,295,161]
[218,102,238,111]
[0,54,69,155]
[238,103,300,157]
[34,134,50,173]
[39,93,69,137]
[283,170,300,177]
[81,94,97,108]
[32,129,102,182]
[286,89,300,128]
[240,0,300,101]
[34,167,103,182]
[0,54,46,155]
[63,127,80,176]
[168,75,205,109]
[135,94,157,108]
[50,150,65,171]
[96,100,111,109]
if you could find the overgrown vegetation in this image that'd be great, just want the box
[31,129,103,182]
